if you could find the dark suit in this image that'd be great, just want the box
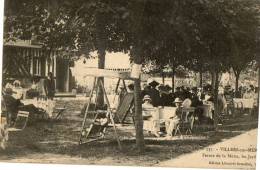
[147,88,160,107]
[44,78,55,99]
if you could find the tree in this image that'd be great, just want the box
[224,0,259,92]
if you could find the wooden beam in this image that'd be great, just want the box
[82,68,149,81]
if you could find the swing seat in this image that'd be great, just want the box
[114,93,134,124]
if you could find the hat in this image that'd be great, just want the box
[158,84,165,91]
[149,80,159,87]
[165,85,172,91]
[143,95,152,102]
[128,84,134,90]
[174,97,182,103]
[13,80,21,86]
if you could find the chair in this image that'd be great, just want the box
[52,104,66,120]
[1,98,8,125]
[114,93,134,124]
[175,107,195,136]
[1,96,16,126]
[225,94,235,116]
[14,111,29,130]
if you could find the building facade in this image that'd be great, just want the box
[2,40,73,92]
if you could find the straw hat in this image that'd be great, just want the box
[174,97,182,103]
[143,95,152,102]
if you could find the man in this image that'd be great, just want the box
[147,80,160,107]
[44,72,56,100]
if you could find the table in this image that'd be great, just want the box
[21,99,55,117]
[233,98,254,109]
[143,107,177,132]
[159,107,177,120]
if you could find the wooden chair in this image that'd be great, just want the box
[14,111,29,130]
[114,93,134,124]
[1,98,8,125]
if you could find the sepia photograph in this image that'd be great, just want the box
[0,0,260,169]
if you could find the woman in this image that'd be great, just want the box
[3,88,42,126]
[12,80,23,99]
[165,98,183,137]
[142,95,160,137]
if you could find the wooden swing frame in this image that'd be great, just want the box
[79,69,149,150]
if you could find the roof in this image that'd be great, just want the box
[4,40,42,49]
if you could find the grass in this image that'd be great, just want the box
[0,99,258,166]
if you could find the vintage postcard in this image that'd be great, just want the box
[1,0,259,170]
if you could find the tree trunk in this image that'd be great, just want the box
[213,71,219,130]
[96,11,106,108]
[200,71,203,88]
[162,71,165,85]
[257,61,260,116]
[97,48,105,108]
[134,78,145,152]
[211,71,216,95]
[130,0,146,153]
[172,67,175,92]
[234,71,241,93]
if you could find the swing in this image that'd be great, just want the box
[79,68,149,149]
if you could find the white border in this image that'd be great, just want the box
[0,1,259,170]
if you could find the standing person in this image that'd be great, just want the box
[147,80,160,107]
[44,72,56,100]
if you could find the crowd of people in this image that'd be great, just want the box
[139,80,258,137]
[1,72,56,126]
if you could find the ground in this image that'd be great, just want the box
[0,98,258,167]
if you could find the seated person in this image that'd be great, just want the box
[182,96,192,108]
[142,95,155,119]
[165,98,183,137]
[142,95,160,137]
[3,88,42,126]
[27,76,41,99]
[243,88,254,99]
[4,78,14,89]
[191,95,203,122]
[12,80,24,99]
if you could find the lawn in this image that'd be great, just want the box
[0,98,258,166]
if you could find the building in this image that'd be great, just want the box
[2,40,74,92]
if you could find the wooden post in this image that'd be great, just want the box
[79,77,97,144]
[100,80,122,150]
